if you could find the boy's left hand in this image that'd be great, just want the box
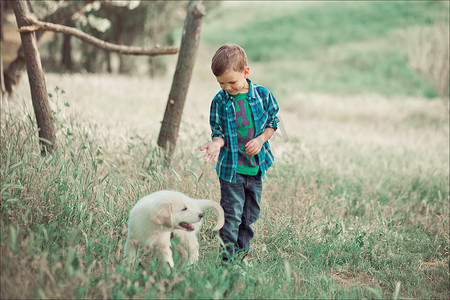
[246,128,275,155]
[245,136,264,156]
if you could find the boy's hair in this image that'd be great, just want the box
[211,44,247,77]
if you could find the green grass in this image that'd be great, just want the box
[202,1,448,98]
[1,77,449,298]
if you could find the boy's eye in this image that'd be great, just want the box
[182,207,187,211]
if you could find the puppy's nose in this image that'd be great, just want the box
[199,213,203,219]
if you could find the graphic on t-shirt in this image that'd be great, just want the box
[234,94,258,171]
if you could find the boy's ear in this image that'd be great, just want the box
[244,66,250,79]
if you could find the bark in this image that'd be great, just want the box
[13,0,55,154]
[0,2,5,93]
[1,51,5,94]
[106,51,112,73]
[157,0,205,161]
[61,20,73,71]
[0,1,4,41]
[4,0,93,92]
[19,16,179,56]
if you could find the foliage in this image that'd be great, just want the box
[34,0,189,74]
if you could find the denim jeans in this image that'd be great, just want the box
[219,173,262,261]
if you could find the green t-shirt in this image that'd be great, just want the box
[234,93,259,175]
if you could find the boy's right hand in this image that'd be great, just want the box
[200,138,224,164]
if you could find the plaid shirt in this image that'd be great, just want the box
[209,79,280,182]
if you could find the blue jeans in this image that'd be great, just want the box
[219,173,262,261]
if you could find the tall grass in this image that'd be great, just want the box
[1,74,448,298]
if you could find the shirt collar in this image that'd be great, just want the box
[225,79,254,109]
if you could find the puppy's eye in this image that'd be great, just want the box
[182,207,187,211]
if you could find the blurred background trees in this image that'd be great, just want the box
[2,1,447,101]
[2,0,220,78]
[41,0,187,75]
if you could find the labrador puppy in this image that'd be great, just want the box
[124,190,224,268]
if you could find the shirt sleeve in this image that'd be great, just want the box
[210,97,226,141]
[265,90,280,131]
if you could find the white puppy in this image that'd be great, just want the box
[124,190,224,268]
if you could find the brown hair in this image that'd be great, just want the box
[211,44,247,76]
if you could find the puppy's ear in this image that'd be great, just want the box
[153,204,173,228]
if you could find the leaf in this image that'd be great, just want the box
[87,15,111,33]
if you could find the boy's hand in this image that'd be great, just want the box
[245,136,264,156]
[200,138,224,164]
[245,128,275,156]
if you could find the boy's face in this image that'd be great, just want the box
[216,67,250,96]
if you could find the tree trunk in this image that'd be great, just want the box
[1,50,5,95]
[0,1,5,95]
[157,0,205,161]
[13,0,55,155]
[106,51,112,73]
[61,20,73,71]
[4,0,93,92]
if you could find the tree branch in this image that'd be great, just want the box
[19,15,178,56]
[4,0,94,93]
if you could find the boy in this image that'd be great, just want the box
[200,44,280,262]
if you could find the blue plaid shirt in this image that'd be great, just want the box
[209,79,280,182]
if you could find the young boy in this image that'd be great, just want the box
[200,44,280,262]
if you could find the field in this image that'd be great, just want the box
[1,1,449,299]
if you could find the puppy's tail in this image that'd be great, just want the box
[196,199,225,231]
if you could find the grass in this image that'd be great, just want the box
[1,1,449,299]
[202,1,449,98]
[1,73,448,298]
